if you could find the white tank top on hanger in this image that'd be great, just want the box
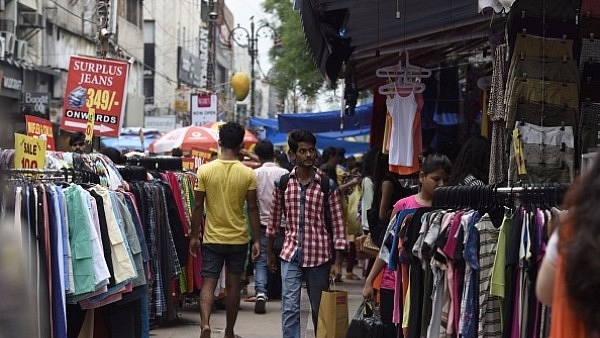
[386,86,418,167]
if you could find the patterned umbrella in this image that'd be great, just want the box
[148,126,219,153]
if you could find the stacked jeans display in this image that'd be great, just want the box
[502,0,580,183]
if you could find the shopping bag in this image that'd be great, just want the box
[345,300,383,338]
[316,288,349,338]
[355,234,378,259]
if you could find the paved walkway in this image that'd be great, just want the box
[150,267,366,338]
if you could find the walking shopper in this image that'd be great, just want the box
[189,122,261,338]
[250,139,289,314]
[362,152,451,337]
[267,129,346,338]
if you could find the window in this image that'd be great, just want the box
[126,0,141,27]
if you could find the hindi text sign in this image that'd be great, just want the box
[25,115,55,150]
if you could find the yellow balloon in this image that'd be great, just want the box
[231,72,250,101]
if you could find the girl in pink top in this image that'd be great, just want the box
[362,153,451,337]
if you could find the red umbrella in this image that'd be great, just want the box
[202,121,259,146]
[148,126,219,153]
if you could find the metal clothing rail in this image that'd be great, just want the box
[0,168,70,182]
[432,183,570,208]
[495,184,570,194]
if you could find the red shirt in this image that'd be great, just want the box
[267,168,346,267]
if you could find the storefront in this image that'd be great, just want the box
[0,61,24,149]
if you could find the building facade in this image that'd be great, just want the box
[0,0,275,149]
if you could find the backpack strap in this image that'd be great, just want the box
[319,174,334,236]
[276,173,290,214]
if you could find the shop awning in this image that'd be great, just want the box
[299,0,505,89]
[277,103,372,133]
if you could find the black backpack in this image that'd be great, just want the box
[277,173,334,242]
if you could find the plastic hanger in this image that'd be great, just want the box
[378,73,426,96]
[376,51,432,79]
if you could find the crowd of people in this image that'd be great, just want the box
[177,121,500,338]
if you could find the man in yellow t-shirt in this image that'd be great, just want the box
[189,121,260,338]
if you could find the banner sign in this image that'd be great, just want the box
[191,147,215,161]
[85,107,96,142]
[191,93,217,126]
[181,156,196,170]
[22,92,50,114]
[25,115,55,150]
[14,133,46,170]
[60,55,129,137]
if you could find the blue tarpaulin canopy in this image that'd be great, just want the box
[277,103,372,133]
[100,128,161,151]
[250,104,371,154]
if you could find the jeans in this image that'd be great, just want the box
[280,253,330,338]
[254,226,268,295]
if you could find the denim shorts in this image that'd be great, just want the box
[201,243,248,278]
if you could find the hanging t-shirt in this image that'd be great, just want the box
[386,90,418,167]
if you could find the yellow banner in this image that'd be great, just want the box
[191,147,214,160]
[14,133,46,169]
[181,157,196,170]
[85,107,96,142]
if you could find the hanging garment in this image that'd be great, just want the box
[386,88,419,167]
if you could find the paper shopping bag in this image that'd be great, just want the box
[316,289,349,338]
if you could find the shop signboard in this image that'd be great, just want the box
[191,93,217,126]
[144,115,177,133]
[25,115,55,150]
[60,55,129,137]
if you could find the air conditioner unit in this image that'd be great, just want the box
[1,31,15,56]
[18,12,44,28]
[0,36,5,60]
[15,39,27,60]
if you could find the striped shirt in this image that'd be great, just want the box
[267,168,346,267]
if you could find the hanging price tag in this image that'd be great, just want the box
[14,133,46,170]
[85,107,96,142]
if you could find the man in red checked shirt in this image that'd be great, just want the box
[266,129,346,338]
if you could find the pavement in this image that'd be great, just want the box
[150,267,366,338]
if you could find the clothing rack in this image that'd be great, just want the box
[0,168,103,184]
[116,165,148,181]
[127,156,182,171]
[0,168,66,181]
[432,183,569,208]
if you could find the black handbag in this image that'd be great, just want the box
[345,300,383,338]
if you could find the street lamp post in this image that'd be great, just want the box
[230,17,275,118]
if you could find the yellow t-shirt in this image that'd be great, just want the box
[195,159,257,244]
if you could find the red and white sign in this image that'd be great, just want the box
[25,115,55,150]
[191,93,217,126]
[60,55,129,137]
